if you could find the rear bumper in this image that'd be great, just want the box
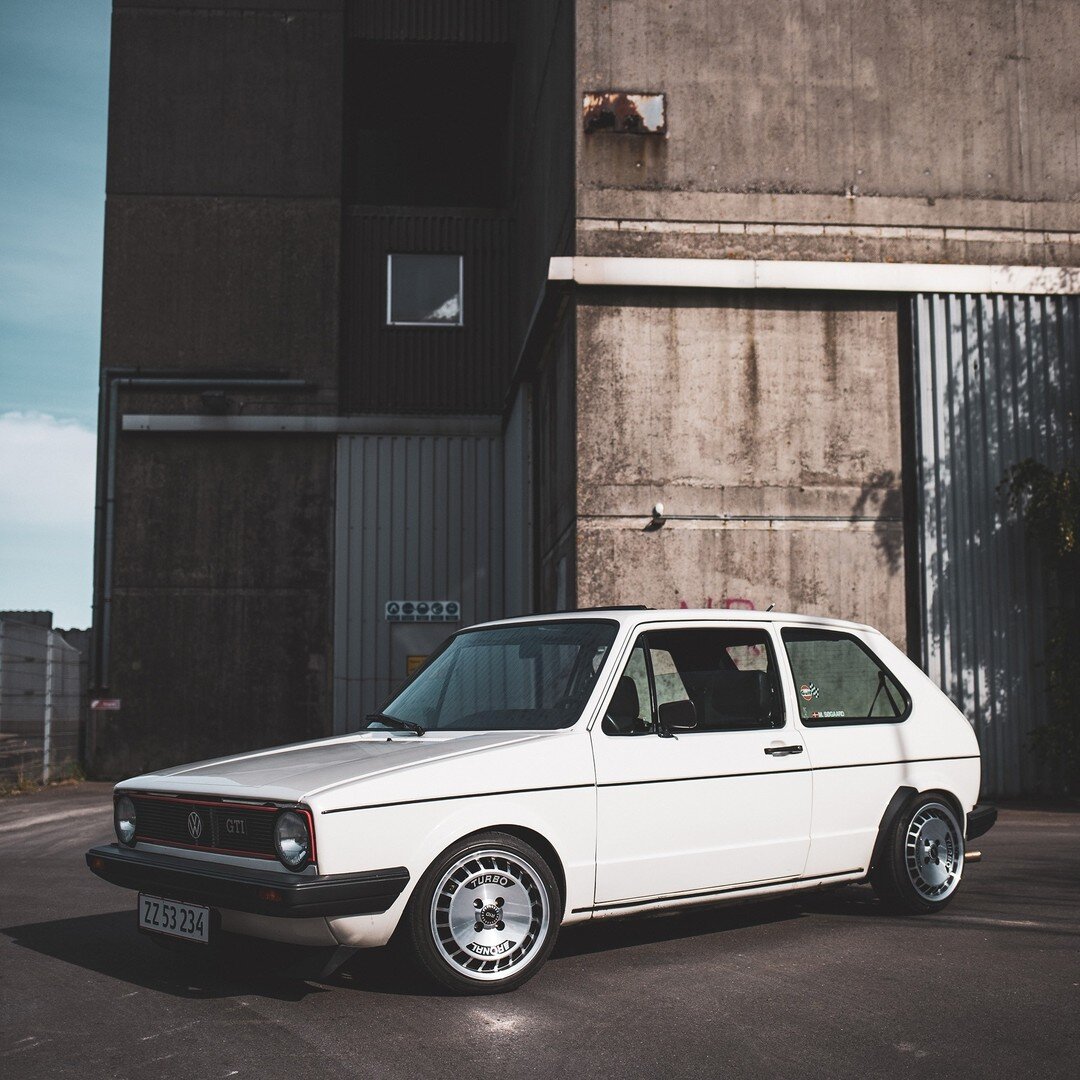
[86,844,409,918]
[965,804,997,841]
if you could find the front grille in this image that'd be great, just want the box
[131,795,279,859]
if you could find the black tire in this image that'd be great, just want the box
[871,794,966,914]
[401,830,561,995]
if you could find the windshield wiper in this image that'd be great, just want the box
[363,712,425,737]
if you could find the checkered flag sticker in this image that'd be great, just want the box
[799,682,820,702]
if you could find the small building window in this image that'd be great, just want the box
[387,254,463,327]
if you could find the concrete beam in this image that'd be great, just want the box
[549,256,1080,295]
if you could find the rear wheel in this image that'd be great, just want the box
[872,796,965,914]
[402,831,560,994]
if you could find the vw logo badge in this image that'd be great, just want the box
[187,811,203,840]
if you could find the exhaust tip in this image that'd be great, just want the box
[966,850,982,863]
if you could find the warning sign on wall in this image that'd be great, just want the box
[385,600,460,623]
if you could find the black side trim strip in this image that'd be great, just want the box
[812,754,980,772]
[86,844,409,918]
[596,754,980,789]
[572,869,864,914]
[321,756,981,813]
[598,768,810,788]
[323,782,594,815]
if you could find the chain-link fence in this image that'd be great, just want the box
[0,618,83,787]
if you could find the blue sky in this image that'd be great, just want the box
[0,1,109,629]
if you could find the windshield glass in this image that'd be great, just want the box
[378,620,619,731]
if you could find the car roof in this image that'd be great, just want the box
[470,608,877,634]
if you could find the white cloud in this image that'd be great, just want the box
[0,412,95,627]
[0,411,96,527]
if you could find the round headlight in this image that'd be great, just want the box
[274,810,311,869]
[115,795,137,846]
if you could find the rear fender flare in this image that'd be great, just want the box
[868,786,918,875]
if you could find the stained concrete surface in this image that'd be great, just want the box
[574,291,907,647]
[2,782,1077,1079]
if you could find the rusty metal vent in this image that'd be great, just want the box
[582,92,666,135]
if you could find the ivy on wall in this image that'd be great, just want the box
[1002,443,1080,793]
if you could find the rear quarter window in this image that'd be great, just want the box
[781,628,910,725]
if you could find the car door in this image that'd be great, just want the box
[777,624,913,878]
[590,622,812,905]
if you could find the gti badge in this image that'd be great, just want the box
[187,811,203,840]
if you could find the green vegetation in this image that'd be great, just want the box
[1002,450,1080,792]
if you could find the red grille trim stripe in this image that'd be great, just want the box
[126,791,280,812]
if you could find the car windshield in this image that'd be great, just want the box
[377,620,619,731]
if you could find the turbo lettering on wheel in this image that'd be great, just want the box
[430,849,551,983]
[904,802,964,901]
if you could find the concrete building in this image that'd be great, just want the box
[0,613,86,786]
[92,0,1079,794]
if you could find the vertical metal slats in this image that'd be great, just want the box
[912,293,1080,795]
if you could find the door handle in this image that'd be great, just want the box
[764,745,803,756]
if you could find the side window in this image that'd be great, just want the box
[602,642,652,736]
[650,648,688,709]
[647,629,783,732]
[781,629,909,724]
[604,628,784,734]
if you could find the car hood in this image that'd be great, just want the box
[115,730,554,806]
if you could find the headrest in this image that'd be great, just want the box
[709,670,769,718]
[609,675,640,720]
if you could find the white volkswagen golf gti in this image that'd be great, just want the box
[87,608,996,993]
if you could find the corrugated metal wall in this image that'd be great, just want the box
[333,432,505,733]
[912,293,1080,795]
[342,210,511,413]
[348,0,511,43]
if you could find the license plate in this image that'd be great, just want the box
[138,893,210,943]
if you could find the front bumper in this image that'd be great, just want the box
[86,844,409,918]
[965,804,997,841]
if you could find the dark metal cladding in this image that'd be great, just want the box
[348,0,510,43]
[342,210,510,414]
[107,6,342,198]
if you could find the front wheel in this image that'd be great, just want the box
[872,796,965,914]
[402,831,561,994]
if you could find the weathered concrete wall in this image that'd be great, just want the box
[574,289,907,647]
[92,435,334,777]
[576,0,1080,265]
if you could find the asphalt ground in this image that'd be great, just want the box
[1,782,1077,1080]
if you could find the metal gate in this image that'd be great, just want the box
[911,293,1080,795]
[333,431,505,734]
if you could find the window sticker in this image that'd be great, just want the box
[799,682,820,702]
[810,709,846,719]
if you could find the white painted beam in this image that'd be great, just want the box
[548,256,1080,295]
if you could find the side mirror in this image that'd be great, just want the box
[658,698,697,733]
